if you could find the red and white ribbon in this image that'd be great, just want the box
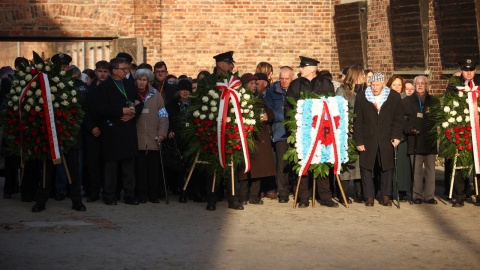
[216,76,251,172]
[463,81,480,172]
[299,101,339,176]
[19,68,61,164]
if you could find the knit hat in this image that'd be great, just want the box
[177,79,192,92]
[368,72,385,83]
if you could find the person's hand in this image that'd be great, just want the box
[260,113,268,122]
[91,127,101,137]
[156,135,165,143]
[357,145,365,152]
[120,113,134,122]
[168,131,175,139]
[391,139,400,148]
[122,107,135,116]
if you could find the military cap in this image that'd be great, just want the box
[213,51,235,63]
[240,73,258,84]
[459,59,478,71]
[51,53,72,65]
[298,56,319,67]
[254,73,269,83]
[116,52,133,63]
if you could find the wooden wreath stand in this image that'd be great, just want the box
[182,152,235,195]
[449,151,479,199]
[20,153,73,188]
[293,173,348,208]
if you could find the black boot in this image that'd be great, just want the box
[32,202,46,212]
[179,191,187,203]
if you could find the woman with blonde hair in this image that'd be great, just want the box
[255,62,274,86]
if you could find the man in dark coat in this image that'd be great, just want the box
[286,56,338,208]
[445,58,480,207]
[403,75,437,205]
[95,57,144,205]
[353,72,404,207]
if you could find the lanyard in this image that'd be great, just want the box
[417,96,424,112]
[114,80,127,100]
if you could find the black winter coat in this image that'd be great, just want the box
[286,75,334,102]
[95,77,143,161]
[402,93,437,155]
[353,89,404,171]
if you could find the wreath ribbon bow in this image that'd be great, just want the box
[216,76,251,172]
[464,80,480,172]
[19,67,61,164]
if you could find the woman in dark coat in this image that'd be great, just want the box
[353,72,404,207]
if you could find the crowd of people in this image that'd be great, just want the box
[0,50,479,212]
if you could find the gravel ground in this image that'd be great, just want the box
[1,167,480,270]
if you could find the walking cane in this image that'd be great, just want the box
[394,145,400,209]
[410,131,418,205]
[158,141,169,205]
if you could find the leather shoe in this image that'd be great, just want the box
[365,197,374,207]
[266,192,278,200]
[241,200,248,205]
[32,203,46,212]
[381,196,392,207]
[72,201,86,211]
[320,199,339,208]
[150,199,160,204]
[124,198,139,205]
[298,199,309,208]
[425,199,438,204]
[452,201,464,207]
[249,196,264,205]
[413,198,423,204]
[206,204,216,211]
[228,202,244,210]
[278,196,289,203]
[104,200,117,205]
[338,196,352,204]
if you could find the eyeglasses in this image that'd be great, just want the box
[114,67,130,72]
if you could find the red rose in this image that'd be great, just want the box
[467,126,472,131]
[63,112,70,119]
[207,120,213,127]
[460,126,466,132]
[226,124,232,129]
[42,146,47,152]
[207,137,213,142]
[28,116,35,123]
[465,139,470,145]
[33,146,38,153]
[234,133,239,139]
[464,132,470,138]
[250,126,254,131]
[58,127,64,134]
[227,134,234,139]
[66,132,71,138]
[194,118,200,124]
[455,133,461,139]
[199,137,205,141]
[203,145,208,151]
[35,138,41,144]
[196,128,203,134]
[70,120,75,125]
[30,109,36,116]
[234,126,239,132]
[8,129,13,135]
[31,129,38,136]
[55,110,62,117]
[445,129,451,135]
[453,126,459,133]
[467,145,473,151]
[58,140,63,145]
[455,139,461,145]
[458,145,464,151]
[210,131,216,136]
[14,139,20,145]
[203,127,209,132]
[71,108,77,115]
[26,137,32,142]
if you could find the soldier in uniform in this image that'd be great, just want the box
[445,58,480,207]
[197,51,244,211]
[285,56,339,208]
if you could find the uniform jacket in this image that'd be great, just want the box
[136,84,169,151]
[264,81,287,142]
[95,77,143,161]
[286,75,334,102]
[353,87,404,171]
[402,92,437,155]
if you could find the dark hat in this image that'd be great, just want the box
[240,73,258,84]
[342,66,350,76]
[298,56,319,67]
[51,53,72,65]
[116,52,133,63]
[459,59,477,71]
[177,79,192,92]
[213,51,235,63]
[0,66,14,79]
[254,73,269,83]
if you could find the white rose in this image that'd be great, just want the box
[453,101,459,107]
[37,63,43,70]
[241,101,247,107]
[35,89,42,96]
[39,98,44,104]
[12,80,19,86]
[61,100,69,106]
[72,97,77,103]
[448,117,455,123]
[443,106,451,113]
[243,94,251,100]
[226,117,231,122]
[7,101,13,107]
[18,71,25,77]
[51,86,57,92]
[193,110,200,117]
[25,67,31,72]
[58,82,65,89]
[60,71,66,76]
[210,100,217,107]
[12,96,18,102]
[464,108,469,114]
[61,93,68,100]
[24,104,31,111]
[249,111,254,118]
[52,77,60,83]
[244,109,250,113]
[211,107,218,113]
[35,106,41,112]
[54,102,59,108]
[251,119,256,125]
[45,66,51,71]
[441,122,449,128]
[248,105,253,109]
[240,88,246,94]
[450,110,457,116]
[245,119,251,125]
[458,91,464,97]
[71,90,77,96]
[199,114,206,120]
[208,90,215,96]
[51,94,55,101]
[25,74,32,81]
[230,108,235,113]
[27,98,34,105]
[465,116,470,122]
[31,81,37,88]
[20,80,26,86]
[9,90,15,95]
[465,86,471,92]
[16,86,21,93]
[209,113,214,120]
[213,93,219,99]
[26,90,33,96]
[201,105,208,111]
[68,80,74,87]
[202,96,209,103]
[456,116,463,122]
[13,105,18,111]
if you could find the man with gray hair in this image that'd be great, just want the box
[353,72,404,207]
[402,76,437,205]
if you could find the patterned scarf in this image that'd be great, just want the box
[365,86,390,113]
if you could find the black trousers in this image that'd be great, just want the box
[274,140,290,198]
[298,174,332,201]
[240,178,261,201]
[3,155,20,196]
[136,150,160,201]
[206,171,236,205]
[85,134,103,198]
[103,157,135,202]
